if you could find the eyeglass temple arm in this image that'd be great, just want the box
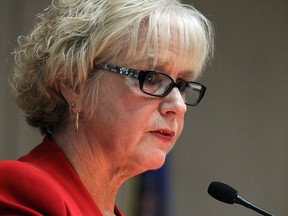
[94,64,140,79]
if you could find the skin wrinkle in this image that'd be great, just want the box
[57,131,121,214]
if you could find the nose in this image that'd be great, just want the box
[159,87,187,115]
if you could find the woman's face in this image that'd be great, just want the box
[83,53,195,176]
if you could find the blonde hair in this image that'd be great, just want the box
[11,0,214,135]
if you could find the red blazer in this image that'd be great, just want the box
[0,137,124,216]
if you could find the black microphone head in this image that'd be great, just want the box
[208,181,238,204]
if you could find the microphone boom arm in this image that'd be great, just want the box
[235,195,275,216]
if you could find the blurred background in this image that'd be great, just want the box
[1,1,287,216]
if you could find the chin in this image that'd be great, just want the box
[146,152,167,170]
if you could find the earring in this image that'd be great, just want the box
[71,102,76,108]
[75,112,79,132]
[70,102,79,132]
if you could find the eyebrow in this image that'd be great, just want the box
[152,64,195,81]
[139,55,196,80]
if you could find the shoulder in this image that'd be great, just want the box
[0,159,46,175]
[0,160,58,189]
[0,160,67,214]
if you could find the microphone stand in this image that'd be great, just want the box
[235,195,275,216]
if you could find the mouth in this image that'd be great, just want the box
[153,129,175,138]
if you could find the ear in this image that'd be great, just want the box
[58,80,83,113]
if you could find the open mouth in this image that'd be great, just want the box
[154,129,175,137]
[158,130,170,136]
[150,129,175,142]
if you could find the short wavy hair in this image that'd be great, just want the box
[11,0,214,135]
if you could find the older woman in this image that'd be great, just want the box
[0,0,213,215]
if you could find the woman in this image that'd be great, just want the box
[0,0,213,215]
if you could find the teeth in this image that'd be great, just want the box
[160,130,164,134]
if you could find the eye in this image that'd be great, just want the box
[144,72,163,85]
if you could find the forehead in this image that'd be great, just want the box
[131,48,197,80]
[132,32,204,79]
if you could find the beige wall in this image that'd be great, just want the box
[0,0,47,159]
[1,1,287,216]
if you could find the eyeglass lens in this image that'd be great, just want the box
[140,72,204,106]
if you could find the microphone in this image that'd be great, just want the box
[207,181,275,216]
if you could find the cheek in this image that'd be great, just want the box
[92,87,155,142]
[91,75,164,145]
[178,118,184,135]
[166,116,184,151]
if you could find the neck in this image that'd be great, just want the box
[53,131,125,215]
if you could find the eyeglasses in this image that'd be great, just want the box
[93,64,206,106]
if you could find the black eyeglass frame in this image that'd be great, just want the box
[93,63,206,106]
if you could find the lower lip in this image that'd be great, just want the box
[151,132,173,142]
